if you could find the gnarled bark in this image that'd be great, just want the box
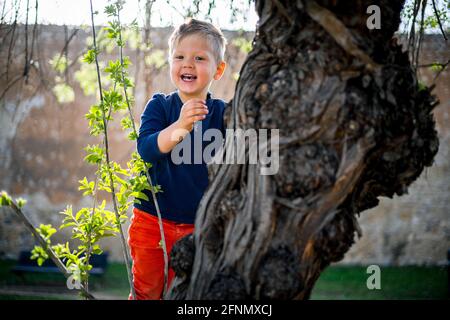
[168,0,439,300]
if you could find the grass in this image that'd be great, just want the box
[311,265,448,300]
[0,259,130,300]
[0,259,447,300]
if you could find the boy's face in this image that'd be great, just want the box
[169,33,226,102]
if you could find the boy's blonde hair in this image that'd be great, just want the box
[168,18,227,64]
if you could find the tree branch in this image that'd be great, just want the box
[431,0,448,40]
[304,0,379,71]
[5,201,96,300]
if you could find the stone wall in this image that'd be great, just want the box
[0,25,448,265]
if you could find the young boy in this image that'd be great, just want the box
[128,18,228,300]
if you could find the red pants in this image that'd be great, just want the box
[127,207,194,300]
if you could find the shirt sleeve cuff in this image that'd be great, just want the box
[138,131,169,163]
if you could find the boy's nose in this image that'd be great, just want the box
[182,57,195,68]
[181,64,194,71]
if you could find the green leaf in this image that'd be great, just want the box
[75,208,88,221]
[113,174,127,186]
[78,177,96,196]
[132,191,149,201]
[232,37,253,54]
[37,224,57,239]
[144,49,167,70]
[60,222,77,230]
[0,191,12,206]
[104,4,117,17]
[128,131,138,141]
[103,89,123,108]
[31,245,49,266]
[37,257,45,266]
[49,54,71,74]
[92,246,103,255]
[74,62,100,96]
[120,116,133,130]
[60,205,73,219]
[418,81,428,92]
[430,63,444,72]
[82,49,99,64]
[100,233,116,238]
[53,83,75,104]
[122,56,132,69]
[15,197,27,209]
[84,145,105,164]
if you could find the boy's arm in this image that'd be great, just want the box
[156,121,190,153]
[157,98,209,154]
[137,95,170,163]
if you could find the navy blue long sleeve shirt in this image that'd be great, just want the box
[135,90,227,224]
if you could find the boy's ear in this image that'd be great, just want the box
[214,61,227,80]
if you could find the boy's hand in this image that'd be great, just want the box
[176,98,209,132]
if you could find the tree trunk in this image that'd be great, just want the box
[168,0,439,300]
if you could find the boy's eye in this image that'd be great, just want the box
[173,55,204,61]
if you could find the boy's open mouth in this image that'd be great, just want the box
[181,74,197,82]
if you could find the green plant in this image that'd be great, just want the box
[1,0,169,300]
